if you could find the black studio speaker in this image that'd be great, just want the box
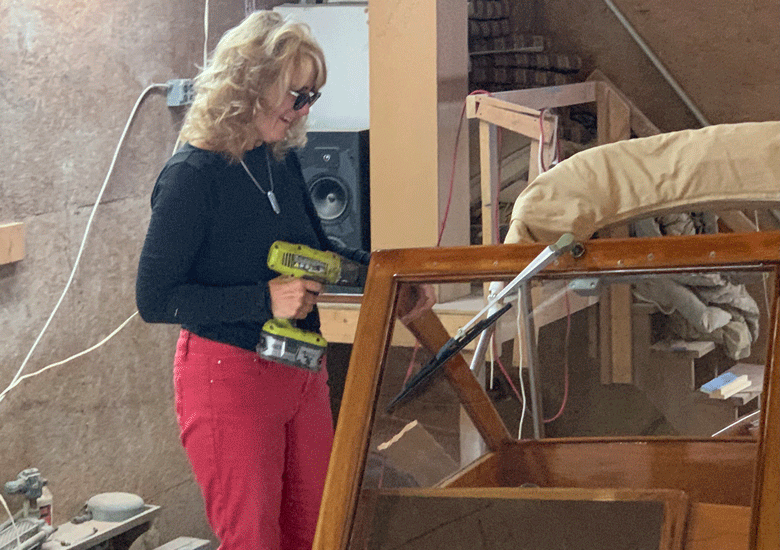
[299,130,370,252]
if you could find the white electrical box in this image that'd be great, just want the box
[273,3,369,132]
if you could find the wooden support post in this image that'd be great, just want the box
[527,138,541,186]
[478,120,500,246]
[369,0,470,302]
[587,69,660,138]
[595,85,633,384]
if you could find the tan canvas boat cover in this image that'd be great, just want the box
[506,121,780,244]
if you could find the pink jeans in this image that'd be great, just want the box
[173,330,334,550]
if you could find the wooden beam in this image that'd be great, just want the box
[479,120,500,245]
[0,222,25,264]
[718,211,759,233]
[467,94,541,118]
[587,70,661,137]
[468,96,555,140]
[368,0,471,303]
[594,84,633,385]
[368,0,469,258]
[686,504,750,550]
[492,81,597,110]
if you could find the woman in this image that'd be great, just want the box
[136,11,433,550]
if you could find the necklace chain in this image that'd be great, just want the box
[240,150,280,215]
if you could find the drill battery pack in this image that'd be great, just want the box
[257,318,327,371]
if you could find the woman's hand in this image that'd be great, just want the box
[396,283,437,325]
[268,276,323,319]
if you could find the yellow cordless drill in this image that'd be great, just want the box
[256,241,365,370]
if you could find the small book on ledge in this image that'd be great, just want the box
[700,372,752,399]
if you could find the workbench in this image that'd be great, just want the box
[319,292,513,349]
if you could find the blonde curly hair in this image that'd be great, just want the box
[179,11,326,162]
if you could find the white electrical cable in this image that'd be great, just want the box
[488,336,495,390]
[0,312,138,402]
[0,84,166,407]
[3,0,208,406]
[203,0,209,67]
[516,303,527,439]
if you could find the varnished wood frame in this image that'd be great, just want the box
[354,487,689,550]
[314,231,780,550]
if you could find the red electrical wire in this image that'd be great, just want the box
[402,90,494,390]
[543,289,572,423]
[438,90,493,246]
[491,336,524,403]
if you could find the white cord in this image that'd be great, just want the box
[488,337,495,390]
[0,312,138,402]
[203,0,209,68]
[516,301,527,438]
[2,0,209,406]
[0,84,166,407]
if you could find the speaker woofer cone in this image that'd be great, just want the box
[310,176,349,221]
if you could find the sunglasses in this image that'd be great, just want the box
[289,89,321,111]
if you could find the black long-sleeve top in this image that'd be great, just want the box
[135,142,369,352]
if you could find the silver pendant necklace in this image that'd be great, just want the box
[240,149,281,215]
